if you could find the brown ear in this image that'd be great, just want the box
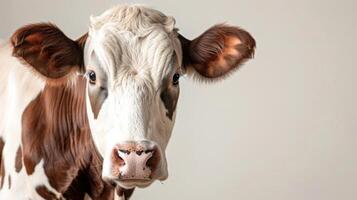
[179,24,256,79]
[11,23,84,79]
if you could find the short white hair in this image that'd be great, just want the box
[85,4,182,81]
[90,4,176,33]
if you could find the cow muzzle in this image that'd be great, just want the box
[110,141,161,187]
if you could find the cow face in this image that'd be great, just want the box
[82,5,255,189]
[82,7,183,189]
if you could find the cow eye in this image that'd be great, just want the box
[173,73,180,86]
[88,71,96,84]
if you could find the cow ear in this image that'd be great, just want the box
[179,24,256,80]
[11,23,84,79]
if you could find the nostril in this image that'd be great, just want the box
[144,149,154,154]
[112,149,125,167]
[119,172,124,179]
[136,150,143,156]
[145,149,160,173]
[119,149,131,155]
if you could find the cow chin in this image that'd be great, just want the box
[103,164,168,189]
[117,179,154,189]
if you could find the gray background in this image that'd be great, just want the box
[1,0,356,199]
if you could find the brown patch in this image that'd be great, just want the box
[0,138,4,159]
[179,24,256,78]
[116,187,135,199]
[0,137,5,190]
[80,160,115,200]
[88,86,108,119]
[15,146,22,172]
[8,23,124,199]
[0,166,4,190]
[10,23,114,198]
[0,138,4,168]
[0,138,4,170]
[160,77,179,120]
[11,23,84,79]
[22,78,90,188]
[64,159,115,200]
[21,76,114,198]
[8,175,11,189]
[36,185,59,200]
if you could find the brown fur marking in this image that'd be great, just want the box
[36,185,60,200]
[10,23,114,199]
[160,77,179,120]
[117,187,135,200]
[15,146,22,173]
[21,76,114,199]
[22,77,91,193]
[0,137,4,190]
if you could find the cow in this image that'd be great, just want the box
[0,4,255,200]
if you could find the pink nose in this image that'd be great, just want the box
[111,142,160,180]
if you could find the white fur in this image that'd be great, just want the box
[84,5,182,188]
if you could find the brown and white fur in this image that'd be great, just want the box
[0,35,116,199]
[0,4,255,200]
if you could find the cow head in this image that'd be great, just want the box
[83,5,255,189]
[11,5,255,190]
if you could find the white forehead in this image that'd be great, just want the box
[84,5,182,86]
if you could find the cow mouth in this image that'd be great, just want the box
[116,179,154,188]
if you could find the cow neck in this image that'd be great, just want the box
[21,75,106,197]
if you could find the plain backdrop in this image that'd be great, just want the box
[1,0,356,200]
